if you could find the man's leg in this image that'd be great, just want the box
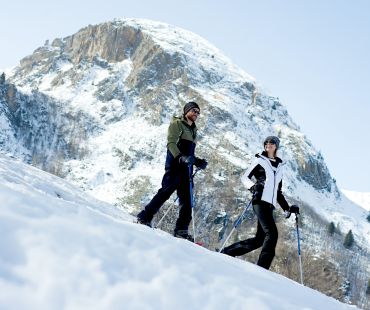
[174,167,192,234]
[137,170,178,225]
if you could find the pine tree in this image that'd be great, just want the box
[0,72,5,84]
[367,279,370,295]
[328,222,335,235]
[343,229,354,248]
[367,212,370,223]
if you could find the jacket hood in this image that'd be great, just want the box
[256,152,283,164]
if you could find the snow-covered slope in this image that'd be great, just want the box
[0,154,357,310]
[342,190,370,212]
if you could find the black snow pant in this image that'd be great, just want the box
[222,201,278,270]
[140,166,192,231]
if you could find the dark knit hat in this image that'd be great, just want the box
[264,136,280,149]
[183,101,200,115]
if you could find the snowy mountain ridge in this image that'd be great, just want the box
[0,154,358,310]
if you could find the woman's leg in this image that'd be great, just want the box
[253,202,278,269]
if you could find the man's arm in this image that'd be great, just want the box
[167,120,182,158]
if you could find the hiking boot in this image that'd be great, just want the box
[174,230,194,242]
[137,211,152,227]
[219,247,236,257]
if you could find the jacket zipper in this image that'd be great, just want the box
[262,155,278,205]
[271,170,276,205]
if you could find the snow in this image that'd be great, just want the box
[65,117,167,205]
[281,164,370,247]
[117,18,255,84]
[0,154,358,309]
[342,190,370,212]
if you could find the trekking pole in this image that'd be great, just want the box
[189,165,196,243]
[218,198,253,253]
[155,196,179,228]
[295,213,304,285]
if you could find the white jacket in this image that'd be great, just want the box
[241,154,286,207]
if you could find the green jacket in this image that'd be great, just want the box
[165,116,197,169]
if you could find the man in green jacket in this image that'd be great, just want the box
[137,102,207,241]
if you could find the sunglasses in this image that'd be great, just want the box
[191,108,200,115]
[265,140,277,145]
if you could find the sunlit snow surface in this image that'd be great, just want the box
[0,155,357,310]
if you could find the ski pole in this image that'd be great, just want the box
[295,213,304,285]
[189,167,200,243]
[218,199,253,253]
[189,164,196,243]
[155,196,179,228]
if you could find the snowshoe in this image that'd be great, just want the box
[174,230,194,242]
[136,211,152,227]
[137,218,152,227]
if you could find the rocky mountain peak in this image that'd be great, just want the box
[20,20,144,71]
[3,18,340,205]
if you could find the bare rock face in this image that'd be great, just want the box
[14,21,190,125]
[298,155,332,191]
[288,137,334,192]
[19,23,145,73]
[61,23,144,64]
[17,21,187,88]
[0,80,99,174]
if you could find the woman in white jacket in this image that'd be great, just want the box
[221,136,299,269]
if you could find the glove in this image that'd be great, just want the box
[249,184,256,193]
[289,205,300,214]
[179,155,195,165]
[194,157,208,170]
[249,183,263,194]
[285,205,300,218]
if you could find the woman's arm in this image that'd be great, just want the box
[277,181,289,211]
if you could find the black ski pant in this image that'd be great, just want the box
[141,166,192,231]
[222,201,278,270]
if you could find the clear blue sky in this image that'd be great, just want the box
[1,0,369,192]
